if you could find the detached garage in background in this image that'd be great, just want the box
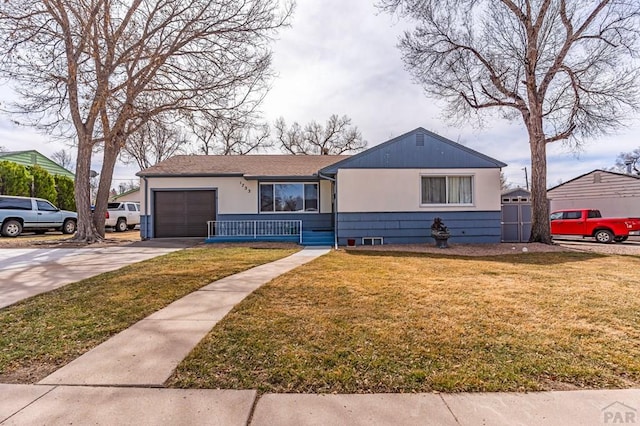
[547,170,640,217]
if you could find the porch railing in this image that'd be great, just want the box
[207,220,303,244]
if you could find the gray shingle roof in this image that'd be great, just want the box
[137,155,350,177]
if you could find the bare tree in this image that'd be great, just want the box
[614,149,640,175]
[121,117,188,170]
[190,112,272,155]
[500,172,511,191]
[275,114,367,155]
[380,0,640,243]
[117,180,138,194]
[51,149,75,172]
[0,0,292,242]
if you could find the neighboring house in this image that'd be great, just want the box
[0,150,75,179]
[137,128,507,245]
[111,187,140,203]
[547,169,640,217]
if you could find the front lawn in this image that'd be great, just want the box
[169,250,640,393]
[0,246,298,383]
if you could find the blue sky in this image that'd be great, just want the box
[1,1,638,189]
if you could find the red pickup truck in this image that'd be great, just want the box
[550,209,640,243]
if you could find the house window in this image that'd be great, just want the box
[421,176,473,205]
[260,183,318,213]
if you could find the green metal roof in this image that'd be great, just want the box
[0,150,75,179]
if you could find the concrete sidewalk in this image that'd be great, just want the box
[2,385,638,425]
[40,247,331,387]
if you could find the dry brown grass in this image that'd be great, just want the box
[169,250,640,393]
[0,246,297,383]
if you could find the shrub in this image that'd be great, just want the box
[0,161,31,196]
[55,174,76,211]
[29,165,57,204]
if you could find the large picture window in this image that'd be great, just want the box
[421,176,473,205]
[260,183,318,213]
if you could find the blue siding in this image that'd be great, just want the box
[337,211,502,245]
[140,215,153,239]
[218,213,333,231]
[321,128,506,173]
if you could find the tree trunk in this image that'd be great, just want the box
[72,138,102,243]
[92,140,121,237]
[528,135,551,243]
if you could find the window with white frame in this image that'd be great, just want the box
[260,183,319,213]
[421,175,473,205]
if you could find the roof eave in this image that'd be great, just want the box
[244,175,321,181]
[136,172,245,178]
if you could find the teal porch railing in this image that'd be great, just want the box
[207,220,303,244]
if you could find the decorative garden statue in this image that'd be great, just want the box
[430,217,450,248]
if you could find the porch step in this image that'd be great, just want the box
[302,231,334,246]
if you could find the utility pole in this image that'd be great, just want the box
[522,167,529,190]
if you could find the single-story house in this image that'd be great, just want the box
[547,169,640,217]
[111,187,140,203]
[0,150,75,179]
[137,128,507,245]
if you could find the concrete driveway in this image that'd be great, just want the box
[0,247,179,309]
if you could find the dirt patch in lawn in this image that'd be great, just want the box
[0,231,140,248]
[347,242,569,256]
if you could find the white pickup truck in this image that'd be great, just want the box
[106,202,140,232]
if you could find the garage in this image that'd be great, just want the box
[153,190,216,238]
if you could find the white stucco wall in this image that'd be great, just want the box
[319,179,333,214]
[140,176,258,215]
[141,176,335,215]
[336,168,501,213]
[111,188,141,203]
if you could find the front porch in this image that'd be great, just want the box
[205,220,334,246]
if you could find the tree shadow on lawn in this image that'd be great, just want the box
[346,249,606,266]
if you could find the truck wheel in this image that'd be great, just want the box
[614,236,629,243]
[594,229,614,244]
[62,219,77,234]
[1,220,23,238]
[116,218,127,232]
